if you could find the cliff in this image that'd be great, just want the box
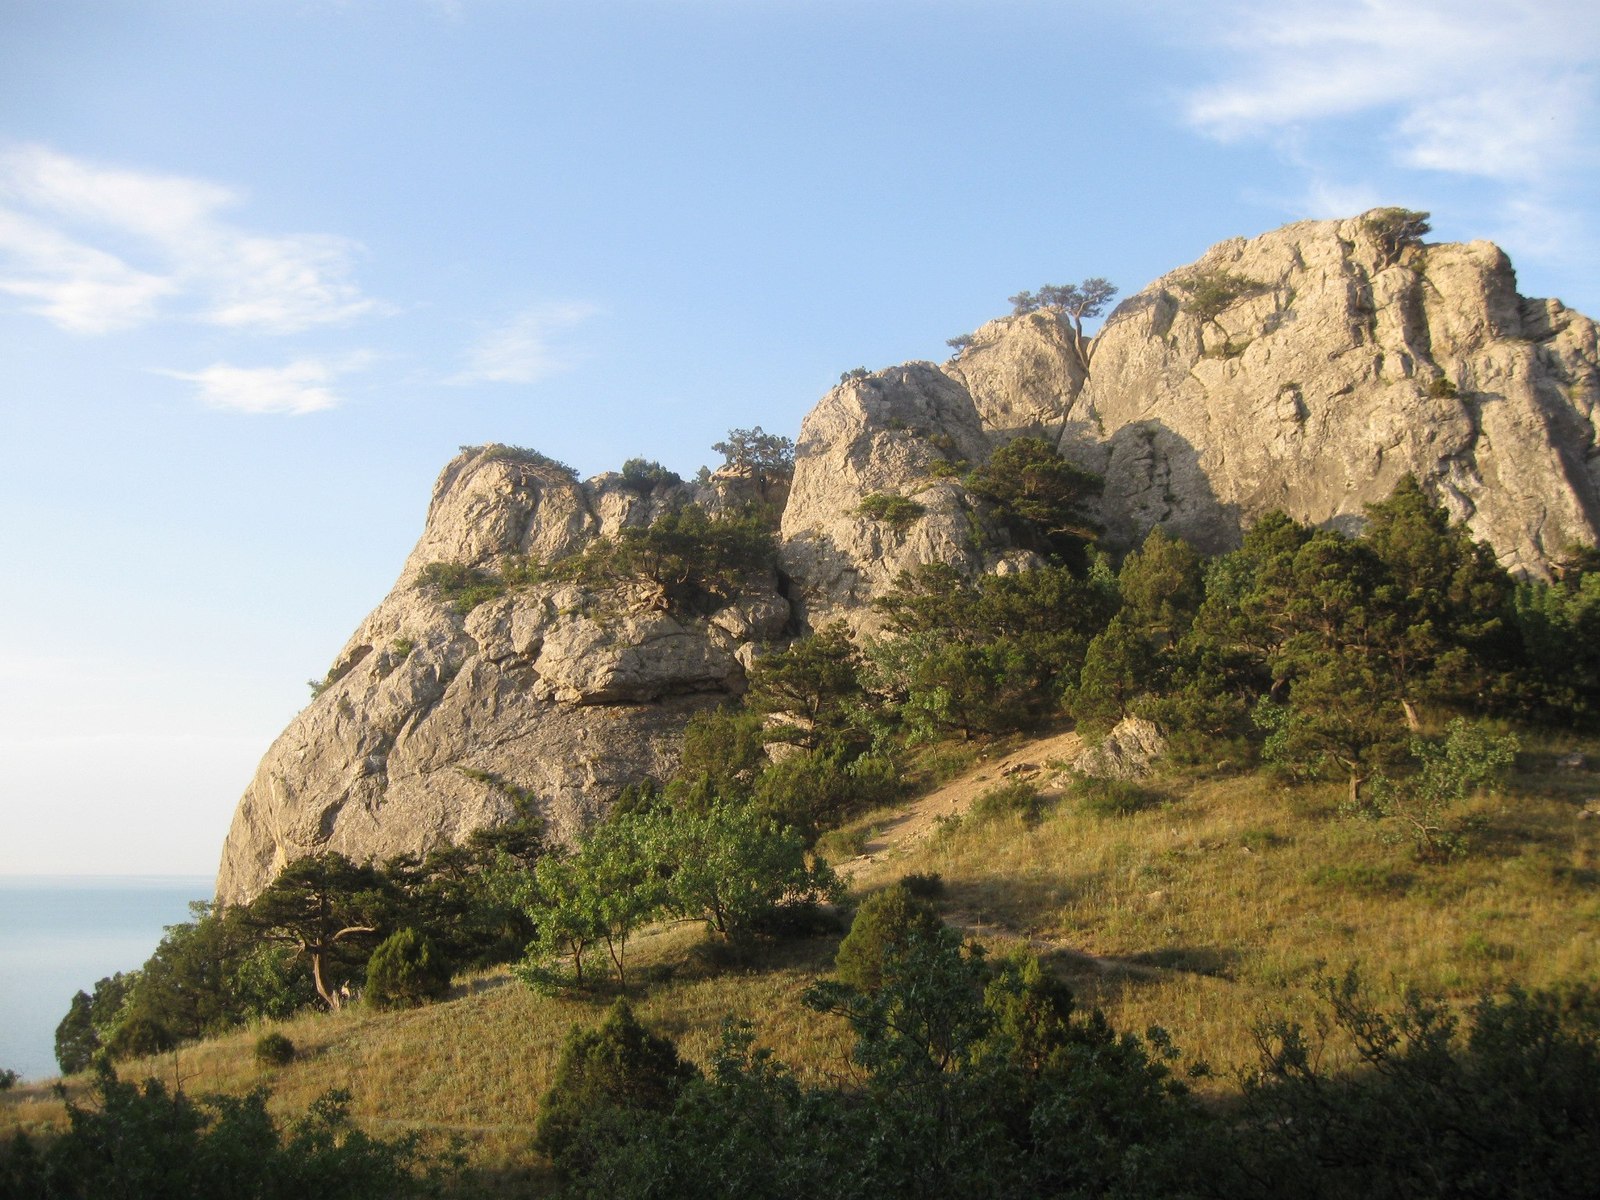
[216,212,1600,903]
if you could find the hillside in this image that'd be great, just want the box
[7,723,1599,1193]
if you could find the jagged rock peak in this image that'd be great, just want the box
[217,211,1600,904]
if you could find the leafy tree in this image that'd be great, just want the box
[242,853,395,1010]
[365,928,451,1009]
[553,503,776,615]
[54,972,137,1074]
[510,813,665,991]
[663,705,769,812]
[945,333,974,356]
[655,803,838,939]
[963,436,1102,564]
[750,746,902,836]
[1176,269,1269,350]
[1234,971,1600,1200]
[535,999,697,1179]
[870,562,1113,738]
[1037,278,1118,369]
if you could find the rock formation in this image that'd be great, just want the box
[217,212,1600,902]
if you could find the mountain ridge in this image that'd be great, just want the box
[215,210,1600,904]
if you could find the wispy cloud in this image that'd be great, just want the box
[450,302,600,385]
[160,354,371,415]
[1181,0,1597,184]
[0,144,383,334]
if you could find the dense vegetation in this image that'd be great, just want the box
[13,426,1600,1195]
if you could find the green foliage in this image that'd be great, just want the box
[1428,373,1458,398]
[619,458,681,492]
[856,491,925,531]
[744,625,866,753]
[415,560,506,614]
[243,853,396,1010]
[945,333,974,356]
[0,1069,15,1092]
[474,442,577,478]
[666,706,769,809]
[510,813,665,991]
[1364,720,1519,861]
[1362,207,1432,266]
[1511,570,1600,722]
[871,562,1115,738]
[54,972,135,1074]
[753,748,903,835]
[365,928,452,1010]
[710,427,794,501]
[839,367,871,384]
[551,503,775,615]
[970,779,1046,824]
[1176,268,1269,325]
[1235,971,1599,1200]
[654,802,839,938]
[253,1032,296,1067]
[0,1066,449,1199]
[963,436,1103,562]
[534,999,696,1179]
[833,884,947,994]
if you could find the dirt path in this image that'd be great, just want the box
[838,729,1084,882]
[835,729,1184,982]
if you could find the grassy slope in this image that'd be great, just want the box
[4,726,1598,1191]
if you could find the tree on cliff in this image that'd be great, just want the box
[712,426,795,503]
[243,853,395,1010]
[1010,278,1118,371]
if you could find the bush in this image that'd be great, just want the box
[900,872,945,899]
[0,1068,17,1092]
[620,458,681,492]
[971,779,1047,824]
[535,999,696,1178]
[415,561,506,614]
[254,1032,296,1067]
[834,885,946,993]
[1073,775,1160,817]
[365,928,451,1010]
[857,492,926,531]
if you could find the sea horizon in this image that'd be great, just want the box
[0,874,215,1082]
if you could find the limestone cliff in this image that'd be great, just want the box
[216,212,1600,903]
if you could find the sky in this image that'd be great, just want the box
[1,0,1596,879]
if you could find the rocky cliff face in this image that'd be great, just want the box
[216,213,1600,903]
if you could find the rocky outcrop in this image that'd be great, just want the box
[218,213,1600,902]
[214,449,788,904]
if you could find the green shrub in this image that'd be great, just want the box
[857,492,925,531]
[0,1067,17,1092]
[254,1032,296,1067]
[1073,775,1160,817]
[620,458,681,492]
[473,442,577,477]
[900,872,945,899]
[415,561,506,614]
[105,1013,175,1061]
[365,928,451,1010]
[971,779,1047,823]
[534,999,696,1178]
[1428,374,1458,398]
[834,884,946,993]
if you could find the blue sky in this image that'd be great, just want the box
[2,0,1596,877]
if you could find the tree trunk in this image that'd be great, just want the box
[311,948,337,1010]
[1401,697,1422,732]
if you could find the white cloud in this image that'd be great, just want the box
[450,302,600,385]
[161,354,370,415]
[1181,0,1598,184]
[0,144,382,334]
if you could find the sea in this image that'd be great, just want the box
[0,875,213,1082]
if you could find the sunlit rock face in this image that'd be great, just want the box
[218,213,1599,902]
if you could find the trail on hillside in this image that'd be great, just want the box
[836,729,1182,982]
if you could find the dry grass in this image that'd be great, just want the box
[6,725,1597,1187]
